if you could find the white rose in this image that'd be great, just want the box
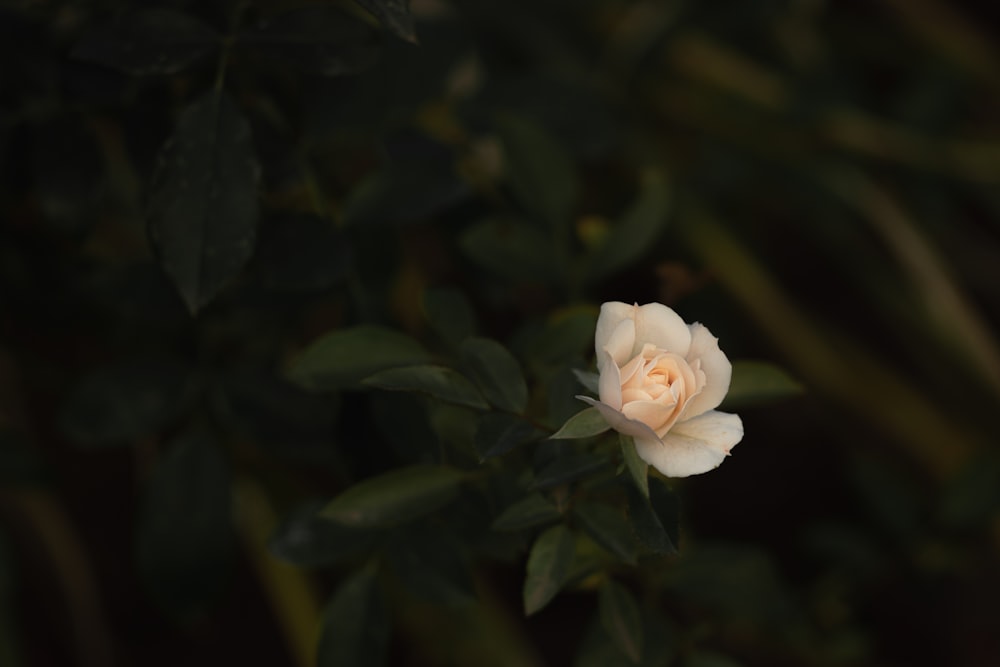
[579,301,744,477]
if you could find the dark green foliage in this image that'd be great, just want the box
[321,465,466,527]
[317,568,390,667]
[135,432,233,617]
[523,524,575,615]
[147,90,260,313]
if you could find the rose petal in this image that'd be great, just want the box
[634,303,691,357]
[681,323,732,418]
[671,410,743,454]
[594,302,636,358]
[621,399,676,432]
[597,350,623,410]
[634,432,728,478]
[602,317,636,369]
[576,396,663,442]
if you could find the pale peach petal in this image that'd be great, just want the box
[597,350,623,410]
[602,318,636,369]
[681,323,732,418]
[634,303,691,357]
[618,354,645,388]
[621,399,676,431]
[594,302,636,358]
[672,410,743,454]
[576,396,663,442]
[622,387,653,403]
[635,431,728,477]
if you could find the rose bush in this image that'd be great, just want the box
[579,301,744,477]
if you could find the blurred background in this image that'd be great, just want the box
[1,0,1000,665]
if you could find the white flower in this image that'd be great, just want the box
[579,302,743,477]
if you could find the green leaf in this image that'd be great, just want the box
[492,493,562,532]
[551,407,610,439]
[496,115,578,233]
[620,435,649,498]
[599,580,643,664]
[148,90,260,313]
[243,7,380,76]
[363,365,488,409]
[723,360,804,408]
[317,568,390,667]
[574,502,638,565]
[342,155,467,227]
[474,413,544,461]
[460,337,529,413]
[268,502,377,567]
[624,482,677,556]
[320,465,465,527]
[71,9,218,75]
[459,217,556,283]
[135,432,233,617]
[253,214,352,292]
[387,526,476,607]
[353,0,418,43]
[533,452,609,488]
[287,326,430,391]
[58,359,191,448]
[523,524,575,615]
[585,170,671,283]
[422,287,476,345]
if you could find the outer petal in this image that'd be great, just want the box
[671,410,743,454]
[577,396,662,443]
[680,323,732,418]
[621,399,676,432]
[602,317,636,369]
[634,303,691,358]
[634,410,742,477]
[597,350,623,410]
[594,302,636,359]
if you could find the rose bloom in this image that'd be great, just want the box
[579,302,743,477]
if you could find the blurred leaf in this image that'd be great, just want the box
[422,287,476,345]
[574,502,638,565]
[148,90,260,314]
[620,435,649,498]
[474,412,544,461]
[342,152,467,227]
[31,116,103,234]
[268,501,377,567]
[321,465,465,527]
[288,326,430,391]
[598,580,643,664]
[551,407,610,440]
[496,115,578,232]
[585,170,671,284]
[625,481,678,556]
[460,217,556,282]
[460,337,529,413]
[363,365,489,409]
[136,432,233,617]
[572,369,600,394]
[71,9,218,75]
[370,392,439,465]
[58,359,191,447]
[937,454,1000,531]
[317,567,390,667]
[243,7,380,76]
[387,525,476,606]
[521,308,598,371]
[253,214,352,292]
[219,369,337,463]
[523,524,575,615]
[492,493,562,532]
[576,606,675,667]
[723,360,804,408]
[534,451,609,488]
[353,0,417,44]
